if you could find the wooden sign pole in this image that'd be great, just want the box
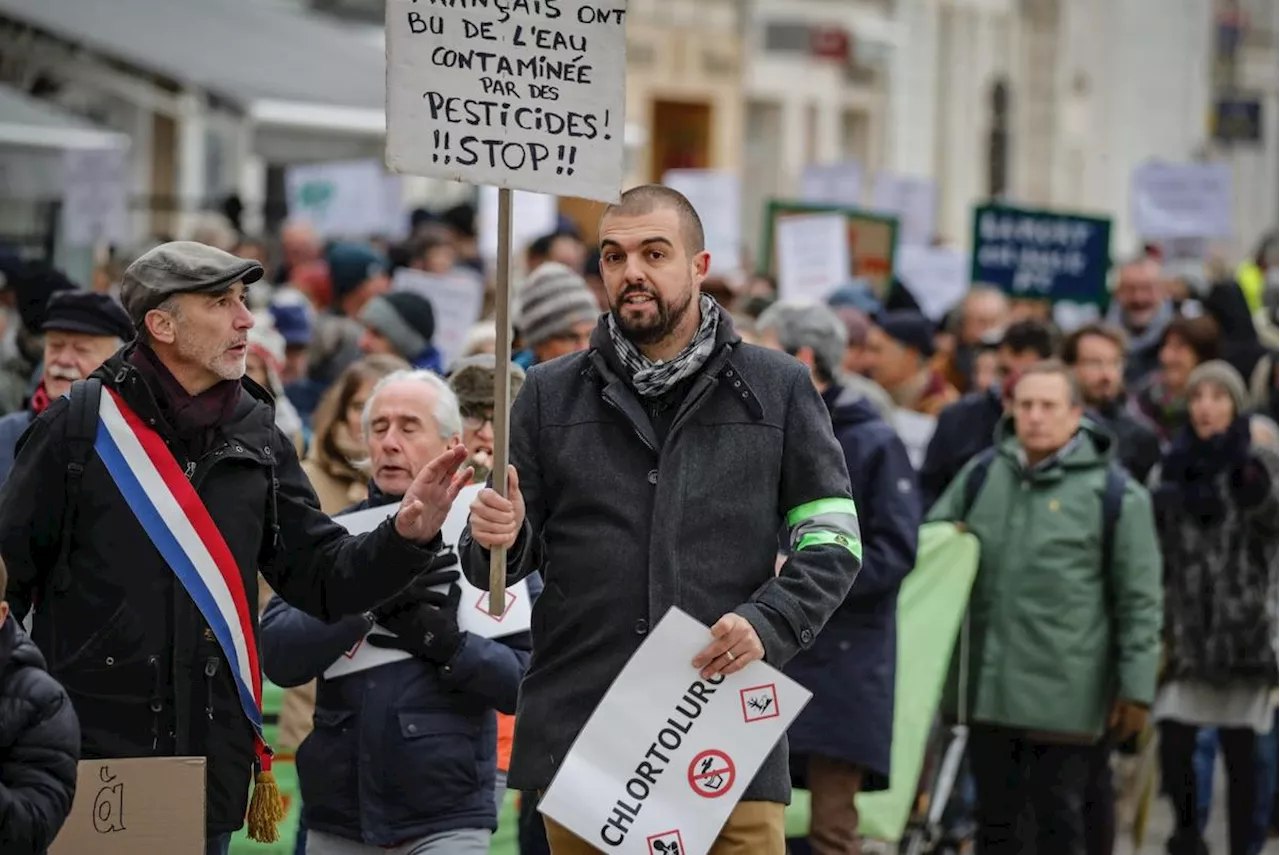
[488,187,514,616]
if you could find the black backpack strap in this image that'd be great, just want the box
[1099,462,1128,573]
[51,378,102,594]
[960,447,999,521]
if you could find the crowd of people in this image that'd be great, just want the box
[0,192,1274,855]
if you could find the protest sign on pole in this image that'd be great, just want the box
[539,608,811,855]
[385,0,628,613]
[970,203,1111,307]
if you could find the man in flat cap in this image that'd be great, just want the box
[0,291,134,485]
[0,241,475,855]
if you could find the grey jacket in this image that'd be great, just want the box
[461,307,862,804]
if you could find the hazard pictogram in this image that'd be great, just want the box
[474,589,517,621]
[739,683,780,723]
[687,749,736,798]
[647,829,685,854]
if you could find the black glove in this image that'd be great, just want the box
[1230,458,1272,510]
[369,550,460,625]
[367,582,464,664]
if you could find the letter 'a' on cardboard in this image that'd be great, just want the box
[49,757,207,854]
[384,0,628,205]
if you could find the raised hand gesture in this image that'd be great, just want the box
[394,444,474,543]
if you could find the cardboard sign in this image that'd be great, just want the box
[970,203,1111,306]
[329,484,531,678]
[385,0,629,203]
[538,608,811,855]
[1130,161,1233,240]
[391,267,485,366]
[49,757,206,855]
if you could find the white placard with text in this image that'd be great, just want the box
[325,485,531,679]
[539,608,811,855]
[386,0,628,203]
[775,213,850,303]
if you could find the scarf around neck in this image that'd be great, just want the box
[1160,415,1252,525]
[607,293,720,398]
[128,344,243,454]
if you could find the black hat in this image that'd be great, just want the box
[43,291,135,341]
[10,263,79,333]
[120,241,264,324]
[876,310,936,358]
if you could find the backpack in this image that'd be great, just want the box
[959,445,1129,573]
[48,378,282,595]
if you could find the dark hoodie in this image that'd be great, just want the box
[0,618,81,854]
[785,384,920,790]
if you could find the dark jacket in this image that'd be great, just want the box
[0,408,33,487]
[920,387,1003,508]
[0,347,442,836]
[786,385,920,791]
[261,489,533,847]
[1090,398,1163,484]
[460,307,862,804]
[0,618,80,854]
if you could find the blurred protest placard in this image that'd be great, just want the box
[800,162,864,208]
[1130,161,1233,240]
[662,169,743,275]
[286,159,406,239]
[775,213,850,303]
[479,186,560,264]
[393,267,485,365]
[970,203,1111,305]
[386,0,627,203]
[895,245,968,323]
[764,201,898,297]
[61,148,130,246]
[872,174,936,247]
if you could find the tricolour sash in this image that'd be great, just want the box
[93,386,284,839]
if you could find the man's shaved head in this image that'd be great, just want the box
[601,184,706,256]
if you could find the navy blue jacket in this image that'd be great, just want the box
[0,409,33,487]
[920,387,1003,508]
[785,385,920,790]
[260,491,534,847]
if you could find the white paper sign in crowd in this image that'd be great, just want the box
[775,213,851,303]
[392,267,485,366]
[661,170,743,275]
[324,483,532,680]
[1130,161,1233,240]
[539,608,811,855]
[873,173,936,247]
[800,162,864,208]
[895,245,968,323]
[285,159,407,240]
[385,0,628,203]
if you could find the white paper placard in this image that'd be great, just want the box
[538,607,811,855]
[285,159,406,239]
[325,484,532,679]
[1130,161,1233,239]
[800,162,864,208]
[478,186,561,262]
[61,148,130,246]
[894,245,969,322]
[660,169,742,276]
[775,213,850,303]
[872,173,936,247]
[392,267,486,365]
[385,0,628,203]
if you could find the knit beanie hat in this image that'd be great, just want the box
[517,262,600,347]
[1187,359,1249,416]
[359,291,436,360]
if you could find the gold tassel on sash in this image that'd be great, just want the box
[246,757,287,843]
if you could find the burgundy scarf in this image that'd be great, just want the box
[128,345,243,458]
[29,381,52,415]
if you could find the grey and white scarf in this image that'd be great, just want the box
[607,293,720,398]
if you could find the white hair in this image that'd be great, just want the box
[362,369,463,441]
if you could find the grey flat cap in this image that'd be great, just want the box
[120,240,264,323]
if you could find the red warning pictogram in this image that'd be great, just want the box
[647,829,685,854]
[687,749,736,798]
[739,683,780,723]
[474,589,518,621]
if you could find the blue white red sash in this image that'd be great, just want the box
[93,387,271,771]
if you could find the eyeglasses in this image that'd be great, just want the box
[463,412,495,431]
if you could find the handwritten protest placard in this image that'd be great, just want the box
[386,0,628,203]
[775,213,850,303]
[50,758,206,854]
[539,608,810,855]
[326,484,533,679]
